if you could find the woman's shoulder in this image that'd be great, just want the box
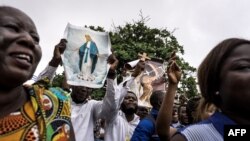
[177,114,224,141]
[27,78,71,117]
[31,77,70,101]
[23,78,72,140]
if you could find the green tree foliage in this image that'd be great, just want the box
[110,16,198,98]
[52,72,65,87]
[91,88,106,100]
[52,15,198,99]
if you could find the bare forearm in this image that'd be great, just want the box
[49,57,61,67]
[156,83,178,140]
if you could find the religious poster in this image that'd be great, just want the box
[124,55,167,108]
[144,58,167,91]
[139,58,167,107]
[62,23,111,88]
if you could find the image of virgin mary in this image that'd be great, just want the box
[78,34,99,81]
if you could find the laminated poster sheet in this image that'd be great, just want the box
[62,23,111,88]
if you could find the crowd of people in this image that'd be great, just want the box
[1,5,250,141]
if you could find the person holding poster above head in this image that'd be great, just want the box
[37,39,119,141]
[78,34,99,81]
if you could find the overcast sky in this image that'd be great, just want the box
[2,0,250,76]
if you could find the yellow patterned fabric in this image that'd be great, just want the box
[0,78,71,141]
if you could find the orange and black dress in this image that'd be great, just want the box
[0,78,72,141]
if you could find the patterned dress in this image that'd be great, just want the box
[0,78,72,141]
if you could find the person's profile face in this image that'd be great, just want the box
[0,7,41,87]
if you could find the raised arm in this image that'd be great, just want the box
[156,52,182,141]
[101,58,144,121]
[98,54,119,119]
[36,39,67,81]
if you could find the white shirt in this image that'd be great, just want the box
[37,65,116,141]
[101,76,140,141]
[71,100,102,141]
[36,65,57,82]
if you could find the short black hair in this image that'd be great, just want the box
[150,90,165,108]
[127,91,138,100]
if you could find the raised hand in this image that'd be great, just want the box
[132,60,145,77]
[167,52,181,84]
[49,39,67,67]
[53,39,67,59]
[107,54,119,71]
[107,54,119,79]
[156,51,181,141]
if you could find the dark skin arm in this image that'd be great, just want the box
[47,39,76,140]
[156,52,182,141]
[49,39,67,67]
[107,54,119,80]
[132,60,145,77]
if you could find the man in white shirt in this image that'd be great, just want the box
[37,39,118,141]
[101,61,145,141]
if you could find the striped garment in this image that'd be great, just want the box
[178,112,236,141]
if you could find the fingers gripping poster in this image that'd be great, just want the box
[62,23,111,88]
